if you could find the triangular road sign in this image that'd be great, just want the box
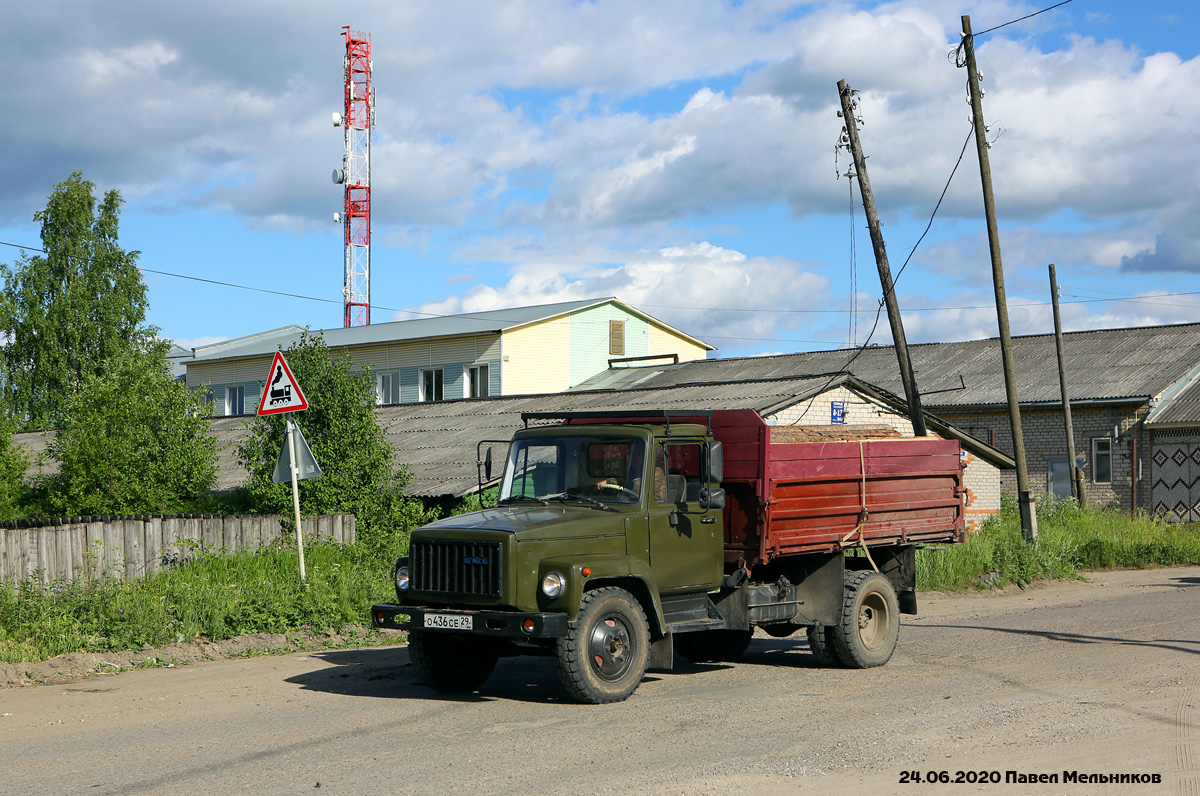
[257,351,309,415]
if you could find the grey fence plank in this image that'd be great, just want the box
[123,520,143,580]
[145,517,162,576]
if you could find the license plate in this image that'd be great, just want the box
[423,613,473,630]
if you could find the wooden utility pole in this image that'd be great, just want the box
[960,16,1036,540]
[1049,264,1085,505]
[837,79,928,437]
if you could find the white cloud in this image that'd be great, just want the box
[401,241,833,353]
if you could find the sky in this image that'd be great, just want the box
[1,0,1198,360]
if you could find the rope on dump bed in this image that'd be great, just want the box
[839,441,879,573]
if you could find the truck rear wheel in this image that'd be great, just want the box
[674,629,754,662]
[830,570,900,668]
[408,631,498,693]
[556,587,650,704]
[806,624,843,667]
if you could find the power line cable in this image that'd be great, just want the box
[973,0,1075,38]
[892,126,974,286]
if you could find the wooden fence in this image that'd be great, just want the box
[0,514,356,586]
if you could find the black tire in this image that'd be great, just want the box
[829,570,900,668]
[555,587,650,704]
[674,629,754,662]
[806,624,843,667]
[408,631,498,693]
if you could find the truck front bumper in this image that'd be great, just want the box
[371,603,570,639]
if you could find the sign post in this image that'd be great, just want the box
[257,352,313,581]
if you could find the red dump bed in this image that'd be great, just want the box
[711,409,966,566]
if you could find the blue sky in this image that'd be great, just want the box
[1,0,1198,359]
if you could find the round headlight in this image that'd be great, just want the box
[541,571,565,599]
[395,564,411,592]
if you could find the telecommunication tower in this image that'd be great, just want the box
[332,27,374,327]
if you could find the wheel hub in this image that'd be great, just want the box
[588,616,632,681]
[858,593,888,649]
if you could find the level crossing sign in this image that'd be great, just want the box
[257,352,309,415]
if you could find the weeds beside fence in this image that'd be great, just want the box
[0,537,393,663]
[917,495,1200,591]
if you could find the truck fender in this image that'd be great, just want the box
[539,555,667,640]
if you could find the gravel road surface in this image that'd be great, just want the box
[2,566,1198,796]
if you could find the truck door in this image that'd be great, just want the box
[647,440,724,592]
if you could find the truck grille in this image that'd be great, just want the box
[410,540,502,598]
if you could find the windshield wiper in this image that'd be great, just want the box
[498,495,551,506]
[542,493,619,513]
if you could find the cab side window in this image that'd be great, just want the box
[662,442,704,504]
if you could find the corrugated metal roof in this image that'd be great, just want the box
[190,300,612,362]
[579,322,1200,410]
[1146,361,1200,426]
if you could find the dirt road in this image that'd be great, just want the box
[2,567,1198,796]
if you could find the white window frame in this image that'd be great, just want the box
[1091,437,1112,484]
[376,371,399,406]
[420,368,444,402]
[225,384,245,416]
[466,364,490,398]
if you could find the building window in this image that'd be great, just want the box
[226,385,245,416]
[609,320,625,356]
[1092,438,1112,484]
[467,364,489,398]
[376,371,400,405]
[420,368,444,402]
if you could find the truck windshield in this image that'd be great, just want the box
[499,436,647,506]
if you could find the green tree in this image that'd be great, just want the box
[237,331,435,556]
[0,409,30,520]
[37,340,218,515]
[0,172,148,429]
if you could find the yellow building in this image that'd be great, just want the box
[183,297,713,416]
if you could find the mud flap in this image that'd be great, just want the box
[648,633,674,671]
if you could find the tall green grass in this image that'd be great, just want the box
[917,494,1200,591]
[0,538,396,664]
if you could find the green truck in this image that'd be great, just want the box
[372,409,966,703]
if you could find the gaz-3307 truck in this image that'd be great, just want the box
[372,409,966,703]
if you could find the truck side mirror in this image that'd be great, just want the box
[484,447,493,481]
[708,441,724,484]
[699,487,726,510]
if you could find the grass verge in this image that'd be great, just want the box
[917,494,1200,591]
[0,538,396,664]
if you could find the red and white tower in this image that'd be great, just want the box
[332,27,374,327]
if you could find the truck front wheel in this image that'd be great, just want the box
[408,631,499,693]
[555,587,650,704]
[830,570,900,668]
